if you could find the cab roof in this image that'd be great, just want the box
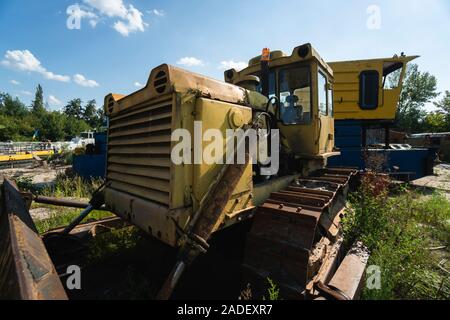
[225,43,334,84]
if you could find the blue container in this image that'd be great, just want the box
[330,120,436,180]
[72,132,107,179]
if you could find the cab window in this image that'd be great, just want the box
[328,84,333,116]
[255,71,276,98]
[318,71,327,115]
[279,66,311,125]
[360,70,379,109]
[383,62,403,89]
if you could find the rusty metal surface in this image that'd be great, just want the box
[0,179,67,300]
[44,216,126,237]
[33,195,91,209]
[327,242,370,300]
[244,168,358,298]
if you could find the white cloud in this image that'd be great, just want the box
[48,95,62,106]
[81,0,147,36]
[10,80,20,85]
[2,50,102,88]
[134,81,143,87]
[20,90,32,96]
[150,9,165,17]
[113,5,147,36]
[1,50,70,82]
[73,74,100,87]
[44,71,71,82]
[177,57,204,67]
[84,0,127,17]
[89,19,99,28]
[218,60,248,71]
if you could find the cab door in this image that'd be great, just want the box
[317,70,335,154]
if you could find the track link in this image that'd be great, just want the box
[243,168,358,299]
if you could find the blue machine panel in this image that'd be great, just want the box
[72,154,106,179]
[331,120,436,180]
[72,132,107,179]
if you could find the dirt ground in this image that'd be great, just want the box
[0,164,72,221]
[412,163,450,199]
[0,165,70,187]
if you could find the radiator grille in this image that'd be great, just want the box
[107,98,173,206]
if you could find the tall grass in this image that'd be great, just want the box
[14,172,109,233]
[35,208,112,234]
[343,172,450,300]
[15,172,103,199]
[265,278,280,300]
[48,150,74,165]
[40,172,104,199]
[87,227,142,263]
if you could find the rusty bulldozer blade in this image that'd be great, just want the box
[0,179,67,300]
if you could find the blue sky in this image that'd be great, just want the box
[1,0,449,111]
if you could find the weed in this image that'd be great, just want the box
[35,208,112,234]
[40,172,103,199]
[411,192,450,244]
[239,284,253,300]
[264,278,280,300]
[15,176,35,192]
[87,226,142,263]
[47,150,74,166]
[343,174,450,300]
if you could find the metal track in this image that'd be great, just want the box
[243,167,358,299]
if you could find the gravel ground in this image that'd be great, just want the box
[0,165,70,187]
[29,206,56,221]
[1,164,76,221]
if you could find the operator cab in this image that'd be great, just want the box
[225,44,338,174]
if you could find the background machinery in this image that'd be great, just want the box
[326,55,436,180]
[72,132,107,179]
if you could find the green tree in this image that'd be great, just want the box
[0,93,28,117]
[83,99,99,128]
[64,98,84,119]
[64,117,90,140]
[0,93,34,141]
[434,91,450,131]
[31,84,46,116]
[423,112,447,133]
[40,112,66,141]
[0,90,95,142]
[0,113,35,141]
[82,99,106,129]
[96,108,106,128]
[395,64,439,133]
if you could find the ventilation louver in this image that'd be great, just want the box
[154,71,168,94]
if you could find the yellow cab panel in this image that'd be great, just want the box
[329,55,418,121]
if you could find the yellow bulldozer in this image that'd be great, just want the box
[100,43,364,299]
[0,43,368,300]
